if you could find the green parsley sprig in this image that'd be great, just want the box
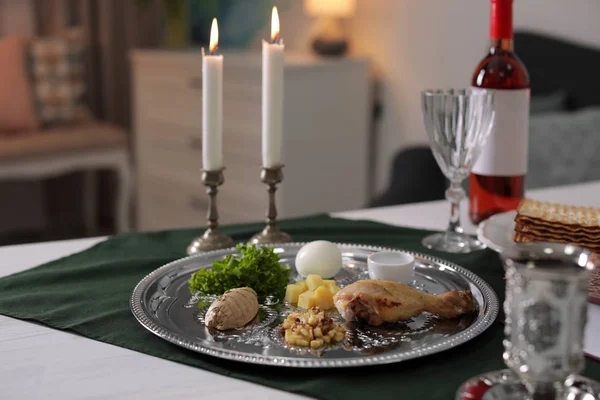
[188,244,290,302]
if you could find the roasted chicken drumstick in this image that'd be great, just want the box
[333,280,476,326]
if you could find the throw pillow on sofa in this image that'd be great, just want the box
[28,27,91,127]
[527,106,600,189]
[530,91,568,115]
[0,35,40,133]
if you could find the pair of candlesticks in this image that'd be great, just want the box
[186,166,291,255]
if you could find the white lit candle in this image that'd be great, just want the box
[262,6,284,168]
[202,18,223,171]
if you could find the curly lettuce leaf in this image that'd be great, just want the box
[188,244,290,302]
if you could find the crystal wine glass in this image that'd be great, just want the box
[421,88,495,253]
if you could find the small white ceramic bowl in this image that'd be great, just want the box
[367,251,415,283]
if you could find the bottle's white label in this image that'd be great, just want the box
[471,88,530,176]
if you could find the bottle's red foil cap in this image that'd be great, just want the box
[490,0,513,39]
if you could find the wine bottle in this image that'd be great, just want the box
[469,0,530,224]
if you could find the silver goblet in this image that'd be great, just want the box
[502,242,594,399]
[455,242,598,400]
[421,88,495,253]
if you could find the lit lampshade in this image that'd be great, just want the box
[303,0,356,57]
[304,0,356,18]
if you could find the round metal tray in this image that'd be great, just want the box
[131,243,499,368]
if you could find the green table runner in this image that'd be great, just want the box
[0,214,598,399]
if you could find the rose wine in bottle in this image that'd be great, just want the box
[469,0,530,224]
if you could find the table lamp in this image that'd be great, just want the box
[304,0,356,56]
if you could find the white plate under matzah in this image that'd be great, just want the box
[476,210,517,255]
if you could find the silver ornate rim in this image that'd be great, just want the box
[130,242,499,368]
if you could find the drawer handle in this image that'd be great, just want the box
[188,136,202,150]
[189,196,206,211]
[189,77,202,89]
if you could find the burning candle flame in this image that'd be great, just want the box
[271,6,280,42]
[209,18,219,53]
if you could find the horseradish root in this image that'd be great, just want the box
[205,287,259,330]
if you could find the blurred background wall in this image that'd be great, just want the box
[239,0,600,193]
[346,0,600,193]
[0,0,160,241]
[0,0,599,243]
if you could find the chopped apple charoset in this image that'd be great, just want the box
[280,307,346,348]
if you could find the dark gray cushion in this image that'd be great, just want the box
[515,32,600,111]
[527,107,600,189]
[530,91,567,114]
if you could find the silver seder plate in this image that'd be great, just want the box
[130,242,499,368]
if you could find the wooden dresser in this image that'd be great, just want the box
[131,50,370,231]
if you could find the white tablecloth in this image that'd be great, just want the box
[1,181,599,399]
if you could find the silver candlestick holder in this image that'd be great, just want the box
[187,169,234,255]
[249,165,292,244]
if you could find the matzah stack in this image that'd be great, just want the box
[513,198,600,252]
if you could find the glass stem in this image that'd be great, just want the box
[526,382,560,400]
[446,181,465,234]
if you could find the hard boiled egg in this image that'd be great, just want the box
[295,240,342,278]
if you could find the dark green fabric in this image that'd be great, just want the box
[0,214,598,399]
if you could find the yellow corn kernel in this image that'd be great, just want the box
[328,330,337,338]
[323,336,331,344]
[334,332,344,342]
[310,339,324,349]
